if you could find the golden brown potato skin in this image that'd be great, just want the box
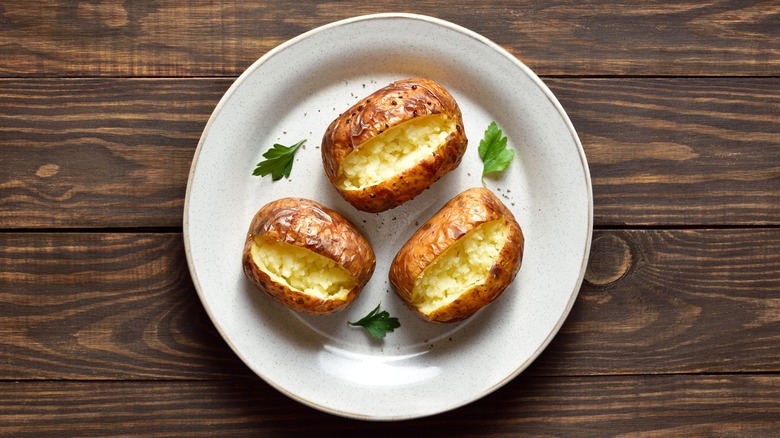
[242,198,376,314]
[389,188,524,323]
[321,78,468,212]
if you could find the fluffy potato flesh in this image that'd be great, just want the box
[339,114,456,190]
[412,218,509,315]
[250,236,357,301]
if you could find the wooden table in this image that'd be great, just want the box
[2,2,778,435]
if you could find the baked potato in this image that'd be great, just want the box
[389,188,524,323]
[242,198,376,314]
[322,78,468,212]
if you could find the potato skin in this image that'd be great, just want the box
[242,198,376,314]
[389,188,524,323]
[322,78,468,212]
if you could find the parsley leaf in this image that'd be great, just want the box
[348,304,400,340]
[478,121,515,185]
[252,139,306,180]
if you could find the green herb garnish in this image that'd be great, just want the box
[252,139,306,180]
[348,304,400,340]
[478,121,515,185]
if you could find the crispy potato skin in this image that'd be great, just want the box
[322,78,468,212]
[242,198,376,314]
[389,188,524,323]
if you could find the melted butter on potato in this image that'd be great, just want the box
[412,218,509,315]
[250,236,357,300]
[339,114,456,190]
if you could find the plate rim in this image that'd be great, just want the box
[183,12,593,421]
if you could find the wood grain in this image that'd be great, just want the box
[2,0,777,435]
[0,232,250,380]
[0,1,777,77]
[538,228,780,376]
[549,78,780,226]
[0,78,229,228]
[0,376,777,436]
[1,230,778,380]
[1,78,778,228]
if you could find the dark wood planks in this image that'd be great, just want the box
[540,228,780,376]
[0,232,250,380]
[2,1,777,434]
[0,376,778,436]
[1,230,778,380]
[0,1,778,77]
[0,78,230,228]
[547,78,780,226]
[1,78,778,228]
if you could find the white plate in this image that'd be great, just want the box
[184,13,592,421]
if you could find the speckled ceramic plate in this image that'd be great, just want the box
[184,13,592,420]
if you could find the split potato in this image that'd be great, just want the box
[242,198,375,314]
[389,188,524,323]
[322,78,468,212]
